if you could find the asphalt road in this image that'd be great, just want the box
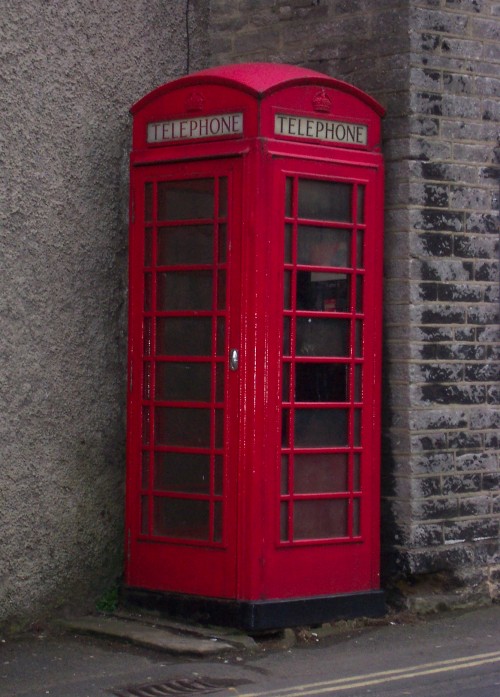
[1,605,499,697]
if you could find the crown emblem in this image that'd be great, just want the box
[185,91,205,113]
[312,89,332,113]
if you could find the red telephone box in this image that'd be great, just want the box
[125,63,385,630]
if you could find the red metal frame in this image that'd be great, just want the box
[126,63,384,606]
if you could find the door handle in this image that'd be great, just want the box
[229,348,239,371]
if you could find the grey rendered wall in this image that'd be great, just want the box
[0,0,208,630]
[208,0,499,605]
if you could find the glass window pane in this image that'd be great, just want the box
[218,224,227,263]
[281,455,289,494]
[355,320,363,358]
[157,179,214,220]
[145,227,153,266]
[155,407,211,447]
[281,502,289,541]
[294,453,348,493]
[218,178,228,217]
[141,496,149,534]
[217,270,226,310]
[354,364,362,402]
[215,364,224,403]
[296,318,350,357]
[282,362,290,401]
[145,183,153,221]
[155,362,211,402]
[356,230,364,268]
[353,498,361,536]
[144,273,152,312]
[357,185,365,223]
[142,407,150,445]
[142,452,150,489]
[156,317,212,356]
[294,408,348,447]
[215,409,224,449]
[354,409,362,447]
[297,272,350,312]
[356,275,363,313]
[157,225,213,265]
[298,227,350,267]
[353,453,361,490]
[214,456,223,495]
[284,224,293,263]
[282,409,290,447]
[214,501,223,542]
[283,316,291,356]
[153,497,210,540]
[294,499,348,539]
[154,452,210,493]
[143,317,152,356]
[285,177,293,217]
[298,180,352,222]
[157,271,212,311]
[143,362,151,400]
[295,363,348,402]
[284,271,292,310]
[216,317,225,357]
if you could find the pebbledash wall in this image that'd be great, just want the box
[208,0,500,608]
[0,0,498,631]
[0,0,209,630]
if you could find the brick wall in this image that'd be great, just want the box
[208,0,499,605]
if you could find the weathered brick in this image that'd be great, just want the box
[456,452,498,471]
[436,342,486,360]
[459,495,491,516]
[420,383,486,404]
[437,283,483,302]
[454,234,499,258]
[444,518,499,543]
[446,431,483,450]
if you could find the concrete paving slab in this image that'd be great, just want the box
[60,616,238,656]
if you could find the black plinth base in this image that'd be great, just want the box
[123,587,386,632]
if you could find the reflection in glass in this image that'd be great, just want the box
[294,499,348,539]
[142,407,150,445]
[156,317,212,356]
[155,407,211,447]
[296,318,350,357]
[157,225,213,265]
[155,362,211,402]
[143,362,151,400]
[157,179,214,220]
[143,317,152,356]
[157,271,212,311]
[297,272,350,312]
[154,452,210,493]
[298,180,352,222]
[294,453,348,493]
[294,408,348,447]
[153,497,210,540]
[295,363,347,402]
[297,227,350,267]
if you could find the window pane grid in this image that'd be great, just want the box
[139,176,228,546]
[280,177,366,544]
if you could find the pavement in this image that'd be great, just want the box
[1,603,499,697]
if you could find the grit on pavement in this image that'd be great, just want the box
[1,604,499,697]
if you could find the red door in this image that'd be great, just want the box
[260,155,383,599]
[126,158,242,598]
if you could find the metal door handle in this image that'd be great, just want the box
[229,348,239,371]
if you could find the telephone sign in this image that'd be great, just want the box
[125,63,385,630]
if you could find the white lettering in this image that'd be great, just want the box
[274,114,368,146]
[147,113,244,143]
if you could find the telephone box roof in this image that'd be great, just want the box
[131,62,385,116]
